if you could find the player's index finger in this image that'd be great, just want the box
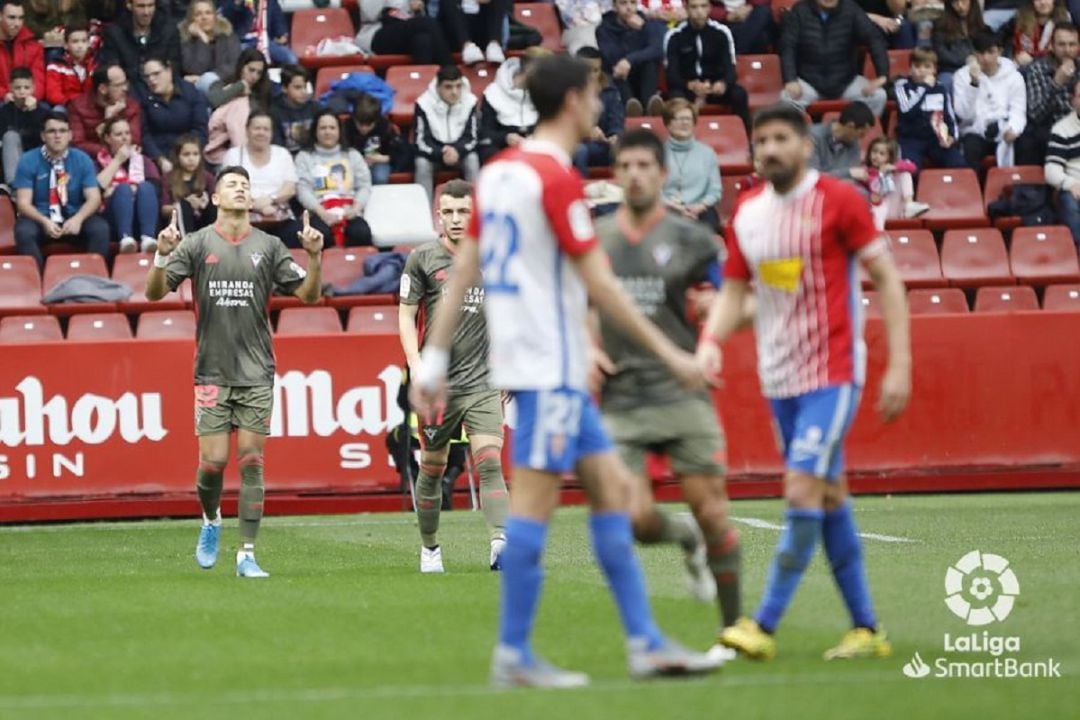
[302,210,310,230]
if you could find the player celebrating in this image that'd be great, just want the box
[146,166,325,579]
[698,104,912,660]
[398,179,510,573]
[591,128,743,651]
[412,54,721,687]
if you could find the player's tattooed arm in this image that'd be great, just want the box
[864,251,912,422]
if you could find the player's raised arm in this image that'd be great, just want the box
[864,251,912,422]
[292,211,324,305]
[145,209,182,301]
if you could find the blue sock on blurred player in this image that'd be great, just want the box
[589,512,665,650]
[498,516,548,663]
[823,501,877,630]
[755,508,824,633]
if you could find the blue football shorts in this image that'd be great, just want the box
[510,387,614,474]
[768,384,862,482]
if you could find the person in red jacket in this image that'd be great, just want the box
[67,63,142,157]
[45,24,96,106]
[0,1,45,101]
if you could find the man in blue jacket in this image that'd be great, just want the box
[597,0,667,116]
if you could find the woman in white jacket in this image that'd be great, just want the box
[952,31,1028,170]
[413,65,480,202]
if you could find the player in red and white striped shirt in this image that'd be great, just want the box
[698,103,912,662]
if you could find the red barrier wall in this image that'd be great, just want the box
[0,313,1077,521]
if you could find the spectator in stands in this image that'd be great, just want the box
[858,136,928,228]
[573,46,623,175]
[161,133,216,233]
[24,0,87,50]
[779,0,889,118]
[809,101,876,180]
[856,0,914,49]
[95,115,160,253]
[438,0,510,65]
[0,66,45,190]
[933,0,988,87]
[953,31,1026,169]
[179,0,240,96]
[271,64,316,155]
[597,0,666,116]
[556,0,613,54]
[222,109,299,246]
[414,65,479,203]
[206,47,268,111]
[905,0,946,49]
[13,111,109,269]
[708,0,774,55]
[895,47,967,169]
[44,24,94,106]
[356,0,453,66]
[346,92,405,186]
[1046,81,1080,250]
[218,0,296,67]
[295,109,373,247]
[102,0,181,85]
[1001,0,1071,67]
[0,1,44,100]
[664,0,750,129]
[1017,22,1079,164]
[69,63,142,158]
[661,98,721,229]
[479,51,542,163]
[138,55,208,174]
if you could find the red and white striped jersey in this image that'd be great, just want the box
[467,139,598,391]
[724,170,889,399]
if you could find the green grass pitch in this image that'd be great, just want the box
[1,492,1077,720]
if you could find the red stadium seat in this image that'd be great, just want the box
[0,255,45,315]
[42,253,117,316]
[387,65,440,126]
[982,165,1044,231]
[0,194,15,254]
[322,247,395,308]
[822,111,882,157]
[314,64,374,99]
[941,229,1013,288]
[291,9,363,69]
[886,230,944,288]
[695,116,751,174]
[863,49,913,81]
[112,253,185,312]
[916,169,989,230]
[136,310,196,339]
[346,305,398,334]
[460,63,497,97]
[1008,226,1080,285]
[907,288,969,314]
[0,314,63,343]
[1043,283,1080,310]
[66,313,133,340]
[513,3,563,51]
[717,175,752,226]
[860,290,881,317]
[624,117,669,141]
[974,284,1039,312]
[736,55,782,111]
[276,306,343,335]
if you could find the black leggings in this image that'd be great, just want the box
[372,16,452,64]
[439,0,510,48]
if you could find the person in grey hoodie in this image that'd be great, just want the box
[295,109,373,247]
[661,98,722,230]
[413,65,480,203]
[478,51,542,163]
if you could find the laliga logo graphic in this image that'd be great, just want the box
[944,550,1020,626]
[902,652,931,679]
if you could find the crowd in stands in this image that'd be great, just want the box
[2,0,1080,275]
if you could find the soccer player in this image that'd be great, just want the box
[145,166,325,578]
[398,179,510,573]
[411,53,721,688]
[697,103,912,661]
[591,128,743,652]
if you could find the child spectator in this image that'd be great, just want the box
[270,64,317,155]
[597,0,666,116]
[413,64,479,203]
[0,0,45,100]
[859,137,928,229]
[1001,0,1070,67]
[45,24,95,106]
[345,92,405,186]
[95,115,160,253]
[953,31,1026,169]
[895,47,966,169]
[179,0,240,96]
[573,46,624,175]
[161,133,216,233]
[0,66,45,189]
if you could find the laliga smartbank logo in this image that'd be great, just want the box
[901,551,1061,680]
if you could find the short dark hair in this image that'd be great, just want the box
[245,108,273,128]
[142,53,171,69]
[838,101,875,129]
[307,107,341,150]
[1053,21,1079,38]
[216,165,250,183]
[64,23,90,39]
[8,66,31,84]
[353,92,382,124]
[436,64,463,84]
[575,46,601,60]
[42,110,69,127]
[910,47,938,68]
[280,63,308,88]
[2,0,23,10]
[752,103,810,136]
[440,179,472,200]
[614,128,666,168]
[92,63,121,91]
[972,31,1002,53]
[526,54,591,123]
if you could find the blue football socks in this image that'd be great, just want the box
[755,508,825,634]
[823,501,877,630]
[497,516,548,663]
[589,512,665,650]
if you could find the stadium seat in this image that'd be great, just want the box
[624,117,669,141]
[387,65,440,126]
[717,175,752,226]
[1009,226,1080,285]
[941,229,1013,288]
[1042,283,1080,311]
[863,49,913,81]
[860,290,881,317]
[736,55,782,111]
[42,253,118,316]
[314,64,374,99]
[66,313,133,340]
[276,306,343,335]
[695,116,751,174]
[0,313,63,343]
[460,63,496,97]
[111,253,185,312]
[916,169,989,230]
[513,3,563,51]
[982,165,1044,230]
[367,184,439,247]
[136,310,196,339]
[291,8,363,69]
[0,255,45,315]
[0,194,14,254]
[322,246,394,308]
[887,230,944,288]
[974,285,1039,312]
[907,288,969,314]
[822,111,882,156]
[346,305,398,334]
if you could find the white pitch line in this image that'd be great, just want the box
[731,517,916,544]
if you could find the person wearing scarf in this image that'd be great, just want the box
[95,115,161,253]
